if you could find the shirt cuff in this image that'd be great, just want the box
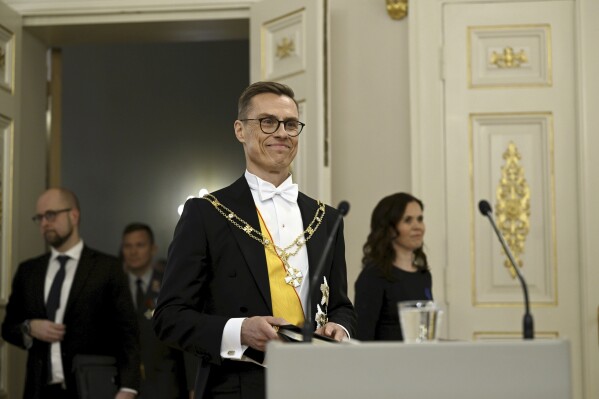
[23,332,33,349]
[332,322,351,341]
[220,318,248,360]
[120,388,138,395]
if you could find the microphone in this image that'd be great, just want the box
[302,201,350,342]
[478,200,534,339]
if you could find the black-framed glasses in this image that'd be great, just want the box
[240,117,305,136]
[32,208,71,224]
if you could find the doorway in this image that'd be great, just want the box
[35,20,250,259]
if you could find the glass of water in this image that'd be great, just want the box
[398,300,443,343]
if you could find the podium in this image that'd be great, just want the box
[266,339,571,399]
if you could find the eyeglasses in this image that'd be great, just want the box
[32,208,71,224]
[240,117,305,136]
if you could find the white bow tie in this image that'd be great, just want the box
[258,180,299,203]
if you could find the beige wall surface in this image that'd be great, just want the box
[329,0,412,300]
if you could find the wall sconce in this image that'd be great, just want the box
[386,0,408,20]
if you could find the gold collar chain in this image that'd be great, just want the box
[201,193,326,287]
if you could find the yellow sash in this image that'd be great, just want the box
[257,210,305,326]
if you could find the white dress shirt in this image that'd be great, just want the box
[46,239,84,384]
[220,171,309,362]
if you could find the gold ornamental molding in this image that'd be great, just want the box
[275,37,295,60]
[386,0,408,20]
[495,142,531,279]
[490,47,528,69]
[470,112,557,308]
[467,24,552,89]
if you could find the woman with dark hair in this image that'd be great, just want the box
[354,192,433,341]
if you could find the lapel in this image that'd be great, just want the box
[217,177,272,313]
[298,193,327,317]
[64,246,94,317]
[34,254,52,315]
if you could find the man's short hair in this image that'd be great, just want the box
[122,222,155,245]
[237,81,298,119]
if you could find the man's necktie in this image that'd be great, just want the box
[136,278,146,318]
[46,254,69,382]
[46,255,70,321]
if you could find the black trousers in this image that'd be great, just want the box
[40,383,70,399]
[203,361,265,399]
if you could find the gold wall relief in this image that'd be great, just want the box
[495,142,530,278]
[468,24,552,88]
[276,37,295,59]
[490,47,528,68]
[261,8,305,81]
[386,0,408,20]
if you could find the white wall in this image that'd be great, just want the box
[330,0,412,300]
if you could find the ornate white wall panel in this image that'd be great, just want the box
[468,24,552,88]
[471,112,556,305]
[0,25,15,94]
[261,8,306,81]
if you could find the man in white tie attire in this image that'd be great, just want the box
[153,81,356,399]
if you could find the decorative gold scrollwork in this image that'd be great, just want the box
[385,0,408,20]
[276,37,295,60]
[495,142,531,279]
[490,47,528,69]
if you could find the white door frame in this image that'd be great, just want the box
[409,1,599,398]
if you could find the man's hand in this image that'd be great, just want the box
[240,316,288,351]
[29,319,65,343]
[115,391,136,399]
[315,322,347,342]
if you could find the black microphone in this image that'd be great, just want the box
[478,199,534,339]
[302,201,350,342]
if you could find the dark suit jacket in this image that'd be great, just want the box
[153,176,356,398]
[1,246,141,399]
[134,269,191,399]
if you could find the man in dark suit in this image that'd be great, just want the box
[121,222,196,399]
[1,188,140,399]
[153,81,356,399]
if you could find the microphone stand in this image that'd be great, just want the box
[302,201,350,342]
[479,200,534,339]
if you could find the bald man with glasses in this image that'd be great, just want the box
[2,188,141,399]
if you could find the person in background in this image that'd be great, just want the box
[2,188,140,399]
[153,81,356,398]
[121,223,198,399]
[354,192,433,341]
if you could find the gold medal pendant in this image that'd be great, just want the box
[284,265,303,288]
[202,194,326,290]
